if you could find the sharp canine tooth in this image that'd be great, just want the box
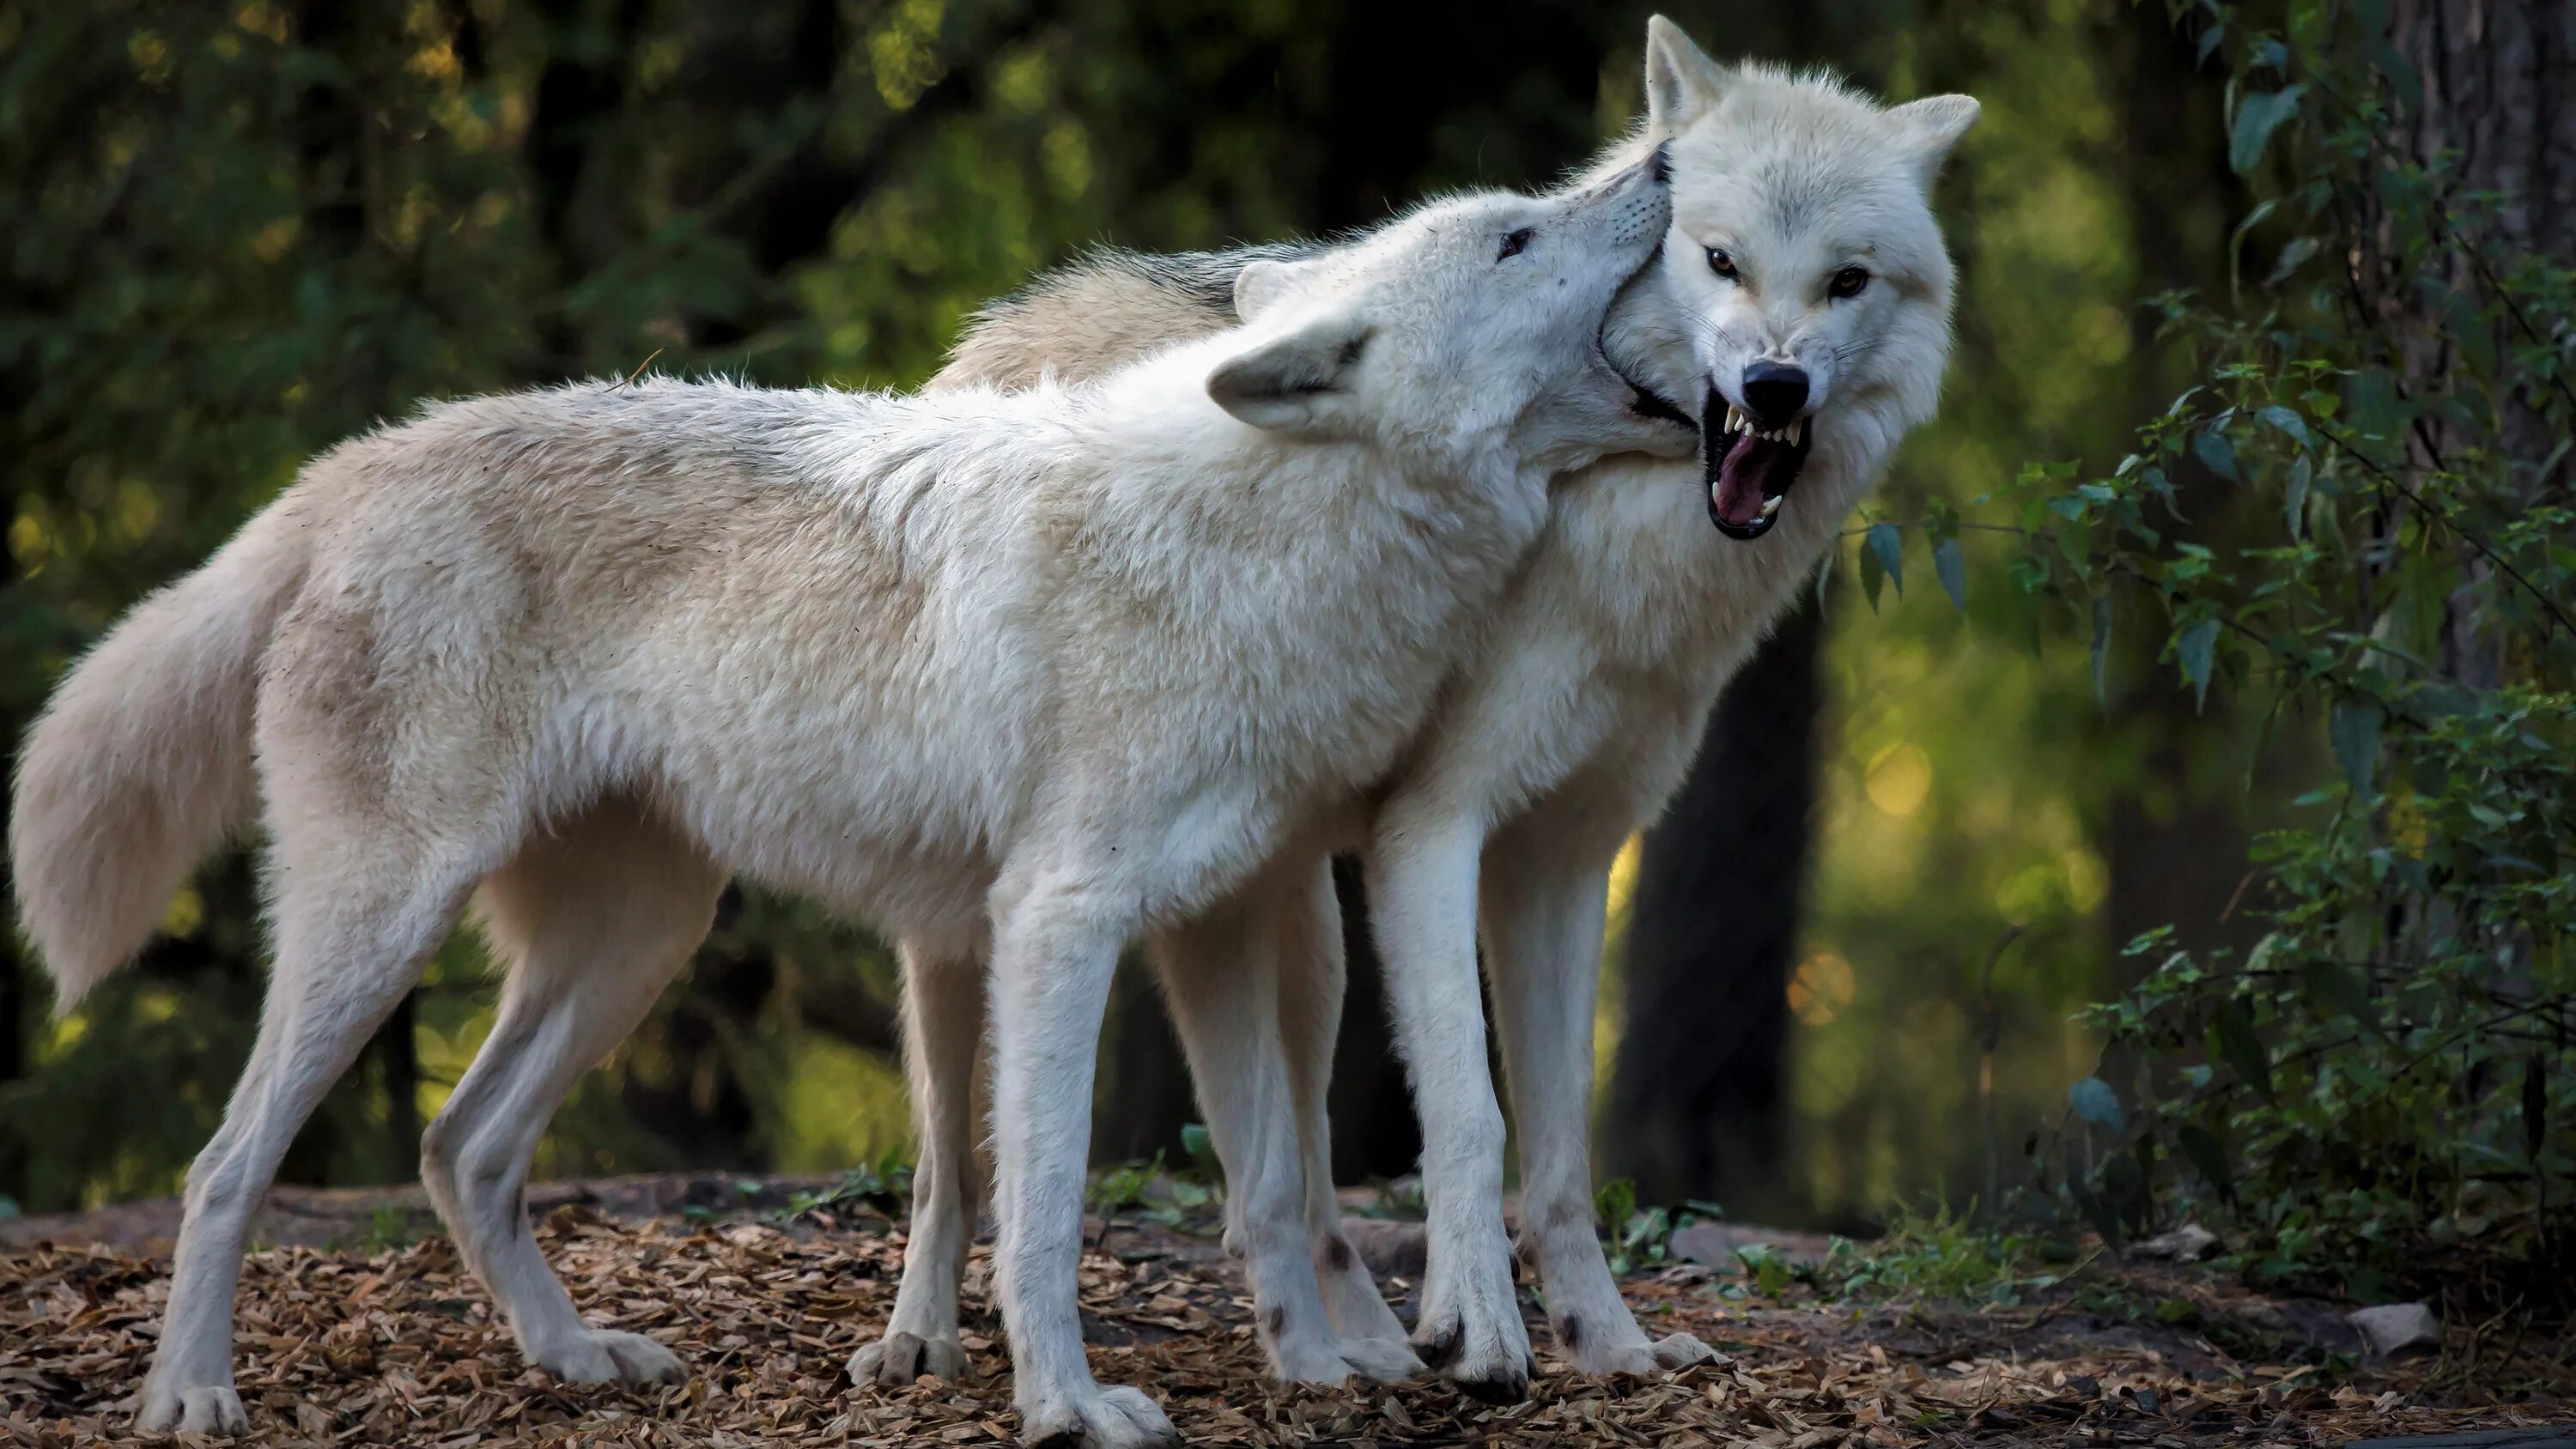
[1760,495,1781,517]
[1792,419,1805,445]
[1727,405,1746,433]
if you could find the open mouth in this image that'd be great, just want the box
[1704,381,1815,540]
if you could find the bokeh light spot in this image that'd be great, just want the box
[1788,951,1857,1027]
[1864,742,1934,816]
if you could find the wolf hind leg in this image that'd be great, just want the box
[137,832,480,1434]
[1273,856,1407,1342]
[1151,861,1421,1388]
[1482,816,1717,1379]
[418,796,724,1387]
[850,940,984,1386]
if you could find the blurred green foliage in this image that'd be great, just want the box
[1886,0,2573,1298]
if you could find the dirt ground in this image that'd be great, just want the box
[1,1173,2566,1446]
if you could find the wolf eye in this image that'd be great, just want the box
[1497,228,1535,261]
[1706,247,1740,281]
[1829,265,1871,299]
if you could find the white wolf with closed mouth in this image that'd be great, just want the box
[7,155,1682,1446]
[877,15,1977,1402]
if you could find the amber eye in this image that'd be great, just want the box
[1706,247,1740,281]
[1829,265,1871,299]
[1497,228,1535,261]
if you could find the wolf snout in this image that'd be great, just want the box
[1741,361,1810,429]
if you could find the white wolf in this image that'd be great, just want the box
[876,15,1977,1400]
[7,159,1681,1446]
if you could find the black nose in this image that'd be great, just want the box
[1741,361,1809,427]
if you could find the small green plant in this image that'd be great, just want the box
[1820,1204,2072,1306]
[1591,1178,1725,1276]
[781,1148,916,1222]
[356,1202,426,1252]
[1352,1175,1427,1222]
[1084,1130,1224,1230]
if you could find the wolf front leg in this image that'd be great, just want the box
[1481,819,1718,1377]
[1365,809,1532,1402]
[986,876,1179,1449]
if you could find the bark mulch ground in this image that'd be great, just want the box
[0,1177,2566,1446]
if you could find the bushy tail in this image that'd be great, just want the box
[9,506,309,1008]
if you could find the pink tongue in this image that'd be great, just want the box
[1711,433,1784,526]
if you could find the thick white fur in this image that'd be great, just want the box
[870,15,1977,1400]
[6,164,1679,1446]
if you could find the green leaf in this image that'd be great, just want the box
[2069,1076,2125,1133]
[2330,700,2382,797]
[1858,536,1886,613]
[1867,521,1904,598]
[2177,618,2221,710]
[2284,453,2312,538]
[2192,428,2239,482]
[1933,537,1965,612]
[2259,405,2310,446]
[2212,1001,2274,1103]
[2229,86,2304,173]
[2264,235,2321,287]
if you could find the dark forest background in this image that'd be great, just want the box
[3,0,2245,1226]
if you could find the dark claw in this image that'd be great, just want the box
[1456,1367,1531,1405]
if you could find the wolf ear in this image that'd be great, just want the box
[1643,15,1728,134]
[1206,316,1373,433]
[1233,258,1319,323]
[1887,94,1981,190]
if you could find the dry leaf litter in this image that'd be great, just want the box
[1,1188,2561,1446]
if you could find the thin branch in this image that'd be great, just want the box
[2312,423,2576,639]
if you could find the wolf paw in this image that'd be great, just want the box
[848,1329,969,1385]
[1572,1329,1724,1377]
[1019,1383,1179,1449]
[1413,1302,1534,1404]
[1270,1331,1425,1385]
[136,1379,248,1435]
[1316,1241,1407,1341]
[532,1326,687,1385]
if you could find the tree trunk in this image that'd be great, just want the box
[2380,0,2574,686]
[1607,596,1825,1215]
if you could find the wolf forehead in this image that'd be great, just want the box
[1663,68,1964,253]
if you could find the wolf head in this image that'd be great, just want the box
[1612,15,1976,541]
[1201,151,1692,480]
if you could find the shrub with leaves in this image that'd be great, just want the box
[1858,0,2573,1298]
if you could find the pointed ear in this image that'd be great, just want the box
[1206,316,1373,433]
[1887,94,1980,189]
[1233,258,1318,323]
[1643,15,1728,135]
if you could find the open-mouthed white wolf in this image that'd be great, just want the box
[877,15,1978,1403]
[7,155,1683,1445]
